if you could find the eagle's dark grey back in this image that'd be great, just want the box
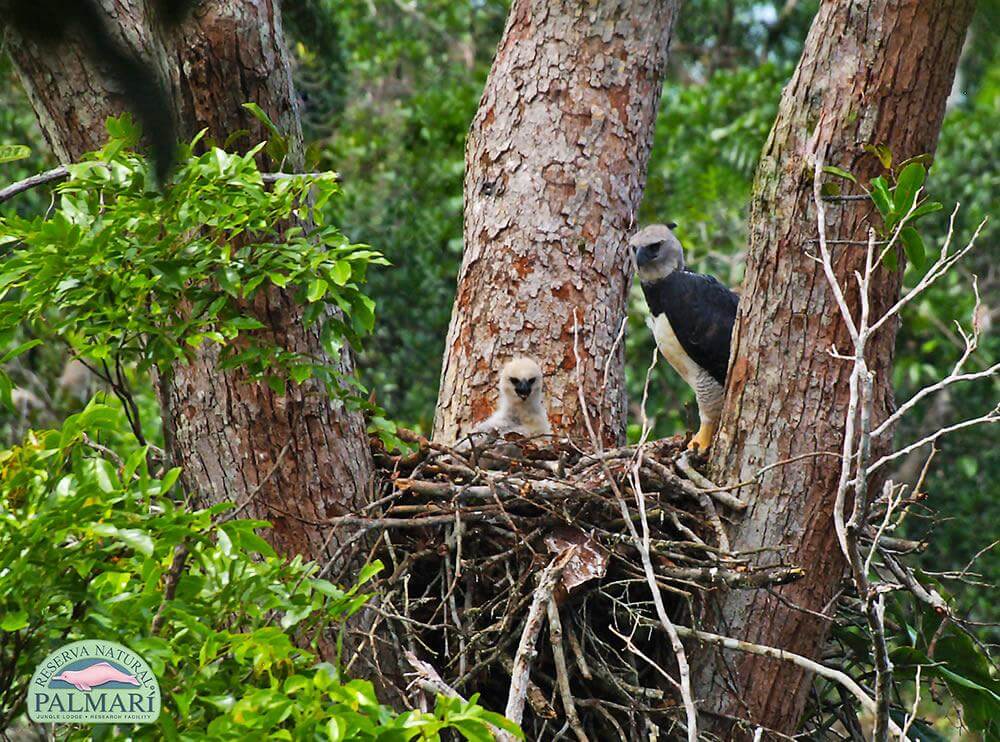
[641,270,739,385]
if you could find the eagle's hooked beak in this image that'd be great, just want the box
[513,379,534,400]
[635,243,659,268]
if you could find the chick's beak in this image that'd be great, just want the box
[514,381,532,400]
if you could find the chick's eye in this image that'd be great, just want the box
[510,377,521,386]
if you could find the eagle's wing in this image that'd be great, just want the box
[648,271,739,385]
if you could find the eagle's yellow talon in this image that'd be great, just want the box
[687,424,715,452]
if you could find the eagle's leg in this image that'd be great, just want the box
[688,421,716,451]
[688,373,724,451]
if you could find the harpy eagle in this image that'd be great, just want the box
[630,223,739,451]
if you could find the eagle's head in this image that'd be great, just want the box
[630,223,685,282]
[499,357,545,405]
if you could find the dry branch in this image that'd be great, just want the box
[504,550,574,734]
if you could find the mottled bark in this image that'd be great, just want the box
[696,1,974,737]
[435,0,678,445]
[5,0,374,564]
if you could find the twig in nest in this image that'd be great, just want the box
[500,655,557,720]
[565,620,592,680]
[404,650,462,699]
[675,451,746,512]
[502,549,576,737]
[404,651,507,738]
[674,622,905,737]
[571,320,700,742]
[547,597,589,742]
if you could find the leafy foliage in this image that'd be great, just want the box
[823,152,943,271]
[0,403,520,739]
[826,575,1000,741]
[0,117,385,400]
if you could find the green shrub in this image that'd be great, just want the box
[0,116,386,401]
[0,401,520,739]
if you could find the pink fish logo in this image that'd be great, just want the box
[51,662,141,692]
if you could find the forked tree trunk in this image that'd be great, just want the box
[434,0,678,445]
[697,1,974,736]
[5,1,374,579]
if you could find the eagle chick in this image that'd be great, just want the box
[473,357,552,438]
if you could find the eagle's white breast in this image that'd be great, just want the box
[650,313,701,388]
[649,313,725,421]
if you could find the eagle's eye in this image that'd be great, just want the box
[649,243,661,255]
[509,377,521,386]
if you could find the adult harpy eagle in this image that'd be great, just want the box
[631,224,739,451]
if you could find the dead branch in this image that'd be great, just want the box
[503,550,575,736]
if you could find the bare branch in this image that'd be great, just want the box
[868,405,1000,475]
[503,550,575,735]
[547,598,589,742]
[674,624,905,737]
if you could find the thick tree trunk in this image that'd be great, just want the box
[434,0,678,445]
[5,1,373,569]
[696,1,974,737]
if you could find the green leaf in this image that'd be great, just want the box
[864,143,892,170]
[93,458,119,493]
[0,372,12,413]
[105,113,141,147]
[897,153,934,170]
[822,165,857,183]
[307,278,328,303]
[159,467,182,496]
[900,227,926,269]
[331,261,352,286]
[450,720,494,742]
[265,375,286,396]
[908,200,944,221]
[225,316,266,331]
[881,247,899,272]
[938,666,1000,697]
[0,338,43,364]
[77,404,122,433]
[0,610,29,632]
[289,365,313,384]
[222,129,251,150]
[116,528,155,556]
[123,447,148,482]
[242,103,288,163]
[0,145,31,164]
[356,560,383,586]
[893,162,926,216]
[869,176,893,223]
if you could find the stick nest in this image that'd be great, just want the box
[338,431,805,739]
